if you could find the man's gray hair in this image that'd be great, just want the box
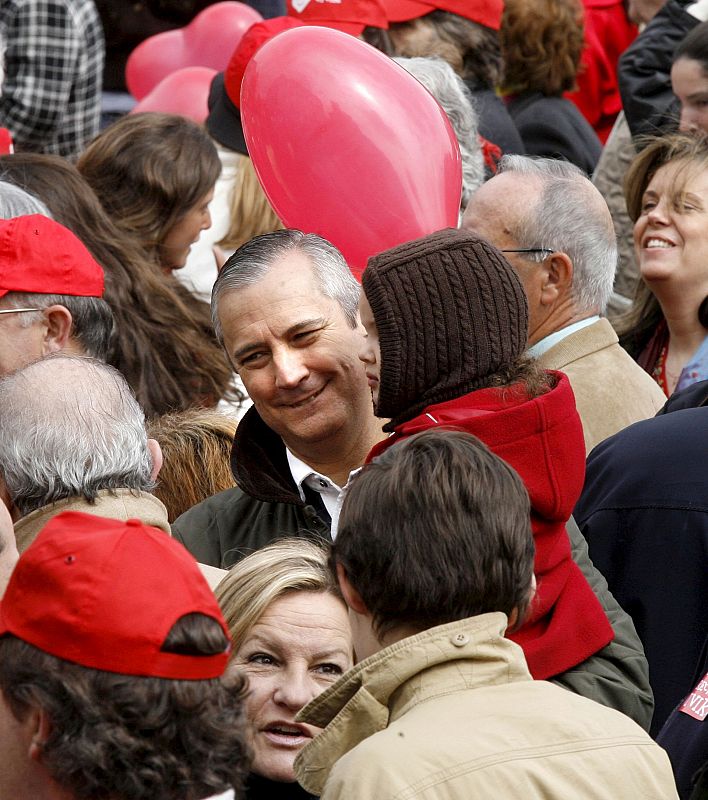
[212,229,360,344]
[498,155,617,312]
[3,292,114,361]
[0,355,154,517]
[0,181,51,219]
[395,56,485,209]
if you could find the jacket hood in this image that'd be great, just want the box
[369,371,584,522]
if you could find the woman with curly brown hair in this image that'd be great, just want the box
[77,112,221,275]
[0,153,239,417]
[500,0,602,173]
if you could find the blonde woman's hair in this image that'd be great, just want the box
[215,539,340,650]
[148,409,238,522]
[218,155,283,251]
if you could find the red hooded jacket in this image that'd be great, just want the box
[367,372,614,680]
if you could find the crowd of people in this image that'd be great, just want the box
[0,0,707,798]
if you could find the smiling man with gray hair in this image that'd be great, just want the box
[462,155,666,452]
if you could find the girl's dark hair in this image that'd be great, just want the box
[0,153,239,416]
[77,113,221,270]
[674,20,708,72]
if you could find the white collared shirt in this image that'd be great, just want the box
[286,449,359,539]
[206,790,235,800]
[527,316,600,359]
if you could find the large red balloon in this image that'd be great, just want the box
[126,2,262,101]
[130,67,216,123]
[240,27,462,278]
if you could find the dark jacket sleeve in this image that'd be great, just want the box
[619,0,698,139]
[549,517,654,730]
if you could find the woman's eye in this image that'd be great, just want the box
[248,653,276,666]
[315,663,344,676]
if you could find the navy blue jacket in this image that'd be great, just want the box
[575,406,708,735]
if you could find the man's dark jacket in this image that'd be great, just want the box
[576,405,708,735]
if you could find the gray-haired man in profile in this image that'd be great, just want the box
[463,155,665,452]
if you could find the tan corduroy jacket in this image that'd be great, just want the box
[537,318,666,453]
[295,613,678,800]
[13,489,226,590]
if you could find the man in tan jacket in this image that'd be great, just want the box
[295,430,678,799]
[463,155,665,452]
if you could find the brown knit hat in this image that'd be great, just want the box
[362,228,529,427]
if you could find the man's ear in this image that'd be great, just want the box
[41,305,74,355]
[147,439,163,482]
[538,252,573,307]
[27,706,52,762]
[336,563,368,615]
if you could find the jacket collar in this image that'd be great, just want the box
[295,613,530,795]
[230,406,304,506]
[14,489,170,554]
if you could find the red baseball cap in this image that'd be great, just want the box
[380,0,504,30]
[286,0,388,34]
[0,512,231,680]
[0,215,104,299]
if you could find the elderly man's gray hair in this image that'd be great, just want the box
[498,155,617,312]
[212,229,360,344]
[395,56,485,209]
[0,355,154,516]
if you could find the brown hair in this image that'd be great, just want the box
[368,10,501,89]
[0,615,248,800]
[77,113,221,269]
[218,155,283,251]
[334,429,535,638]
[500,0,584,95]
[148,409,238,522]
[0,153,238,416]
[618,132,708,354]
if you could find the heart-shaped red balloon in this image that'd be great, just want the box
[240,26,462,279]
[130,67,216,123]
[126,2,262,101]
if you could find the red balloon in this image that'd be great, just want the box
[240,26,462,278]
[130,67,216,123]
[126,2,262,100]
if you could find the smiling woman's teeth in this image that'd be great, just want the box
[646,239,674,248]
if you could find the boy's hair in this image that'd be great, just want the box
[334,429,535,637]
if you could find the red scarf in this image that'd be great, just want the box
[367,373,614,680]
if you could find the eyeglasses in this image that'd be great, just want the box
[0,307,42,315]
[501,248,555,258]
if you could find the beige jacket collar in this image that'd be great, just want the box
[14,489,170,553]
[295,613,530,795]
[13,490,227,591]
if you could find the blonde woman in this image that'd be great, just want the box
[216,540,352,800]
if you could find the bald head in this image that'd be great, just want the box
[463,156,617,315]
[0,355,154,518]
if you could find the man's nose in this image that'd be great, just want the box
[273,348,309,389]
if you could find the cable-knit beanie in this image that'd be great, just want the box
[362,227,529,428]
